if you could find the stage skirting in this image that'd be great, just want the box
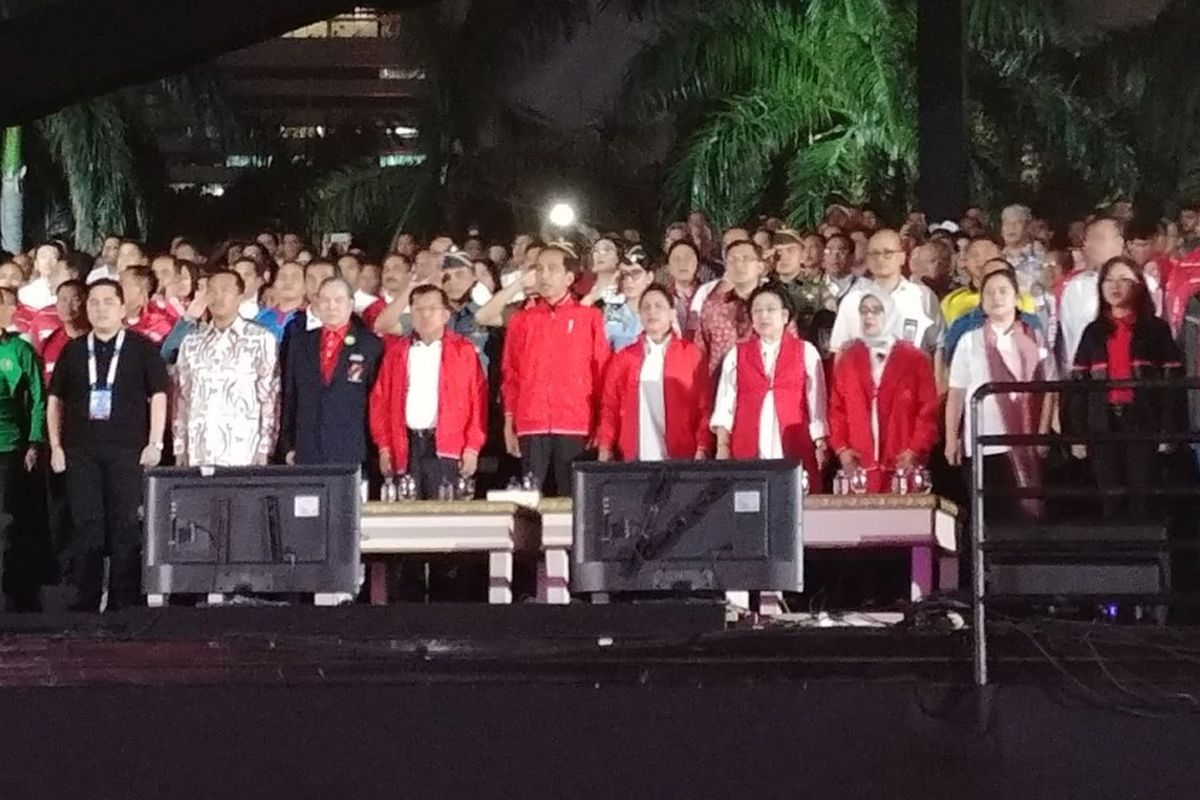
[360,495,959,605]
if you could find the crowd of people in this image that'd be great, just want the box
[0,197,1195,610]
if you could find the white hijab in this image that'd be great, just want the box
[858,287,897,351]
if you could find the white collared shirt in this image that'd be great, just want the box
[829,277,942,354]
[353,289,378,315]
[18,277,53,310]
[637,337,669,460]
[405,338,442,430]
[86,265,118,285]
[1058,269,1098,369]
[689,278,723,315]
[711,337,828,458]
[238,297,260,321]
[305,307,322,331]
[867,344,892,462]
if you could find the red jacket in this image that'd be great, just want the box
[597,334,713,460]
[368,330,487,465]
[1164,247,1200,336]
[828,341,939,493]
[730,334,819,484]
[125,306,175,344]
[14,304,59,345]
[501,295,610,437]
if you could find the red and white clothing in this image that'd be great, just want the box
[125,306,175,344]
[597,334,713,461]
[711,333,827,486]
[829,340,939,493]
[17,277,54,310]
[354,289,379,315]
[1164,246,1200,335]
[369,330,487,465]
[37,325,86,383]
[501,295,610,438]
[14,304,60,346]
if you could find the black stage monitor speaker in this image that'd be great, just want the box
[571,460,803,595]
[986,523,1169,598]
[143,465,361,597]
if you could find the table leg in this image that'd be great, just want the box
[910,545,933,601]
[488,550,513,604]
[368,560,388,605]
[938,555,959,592]
[544,548,570,605]
[758,591,783,617]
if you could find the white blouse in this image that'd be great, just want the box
[711,337,828,458]
[637,337,669,460]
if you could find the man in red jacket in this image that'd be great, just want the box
[502,241,610,495]
[369,284,487,499]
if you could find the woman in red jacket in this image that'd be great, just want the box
[829,289,939,493]
[711,284,828,489]
[597,284,712,461]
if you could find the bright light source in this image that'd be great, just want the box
[548,202,576,228]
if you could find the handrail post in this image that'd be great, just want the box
[970,387,987,686]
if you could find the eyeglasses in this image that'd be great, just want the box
[860,306,885,317]
[1102,277,1137,287]
[866,249,904,260]
[619,269,647,280]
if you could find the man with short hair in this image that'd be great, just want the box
[0,286,47,609]
[1059,216,1125,367]
[280,277,383,466]
[697,239,764,374]
[769,229,833,336]
[280,232,304,264]
[364,253,413,334]
[87,239,144,284]
[829,229,943,354]
[47,279,169,611]
[174,271,279,467]
[369,285,487,498]
[232,257,269,320]
[501,243,610,495]
[120,266,174,344]
[255,261,306,341]
[441,251,490,356]
[38,280,89,383]
[1000,204,1046,294]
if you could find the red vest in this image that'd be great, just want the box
[596,335,713,461]
[828,341,939,493]
[729,334,816,471]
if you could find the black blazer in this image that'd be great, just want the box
[280,318,383,466]
[1067,315,1186,436]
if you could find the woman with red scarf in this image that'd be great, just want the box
[829,289,939,493]
[945,269,1055,520]
[710,284,828,489]
[597,284,712,462]
[1067,256,1186,520]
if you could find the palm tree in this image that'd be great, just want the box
[620,0,1142,228]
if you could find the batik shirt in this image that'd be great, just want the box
[173,317,280,466]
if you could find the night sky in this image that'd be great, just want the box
[511,0,1171,130]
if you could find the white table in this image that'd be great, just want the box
[532,495,959,605]
[361,501,529,604]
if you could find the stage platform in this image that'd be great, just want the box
[1,605,1199,798]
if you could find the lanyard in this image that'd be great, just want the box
[87,330,124,388]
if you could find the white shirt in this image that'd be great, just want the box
[353,289,378,315]
[689,278,723,316]
[637,337,669,460]
[868,344,891,461]
[710,337,828,458]
[827,274,870,303]
[948,324,1056,457]
[18,277,53,310]
[238,298,260,321]
[86,265,118,284]
[830,278,942,354]
[305,307,322,331]
[1058,270,1097,370]
[405,338,442,430]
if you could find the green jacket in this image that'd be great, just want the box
[0,333,45,452]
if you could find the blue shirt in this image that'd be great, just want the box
[255,306,299,342]
[603,301,642,351]
[449,301,489,369]
[943,307,1042,365]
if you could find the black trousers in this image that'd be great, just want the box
[1091,407,1160,521]
[407,429,459,500]
[0,451,18,608]
[519,434,586,498]
[65,447,144,611]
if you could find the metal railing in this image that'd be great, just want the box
[969,377,1200,686]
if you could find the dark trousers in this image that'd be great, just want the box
[520,434,586,498]
[1091,407,1160,521]
[0,451,18,607]
[407,429,458,500]
[65,447,144,611]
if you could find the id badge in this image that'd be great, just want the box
[347,354,365,384]
[88,388,113,421]
[902,318,918,342]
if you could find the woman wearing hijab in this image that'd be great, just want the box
[1068,256,1186,520]
[829,289,939,493]
[711,284,828,489]
[945,268,1056,520]
[597,284,713,462]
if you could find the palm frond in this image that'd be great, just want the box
[36,96,146,251]
[307,160,439,246]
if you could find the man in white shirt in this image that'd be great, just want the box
[232,257,269,321]
[829,229,942,354]
[1059,216,1125,369]
[19,242,64,310]
[86,240,144,284]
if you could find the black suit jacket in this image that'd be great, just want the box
[280,318,383,466]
